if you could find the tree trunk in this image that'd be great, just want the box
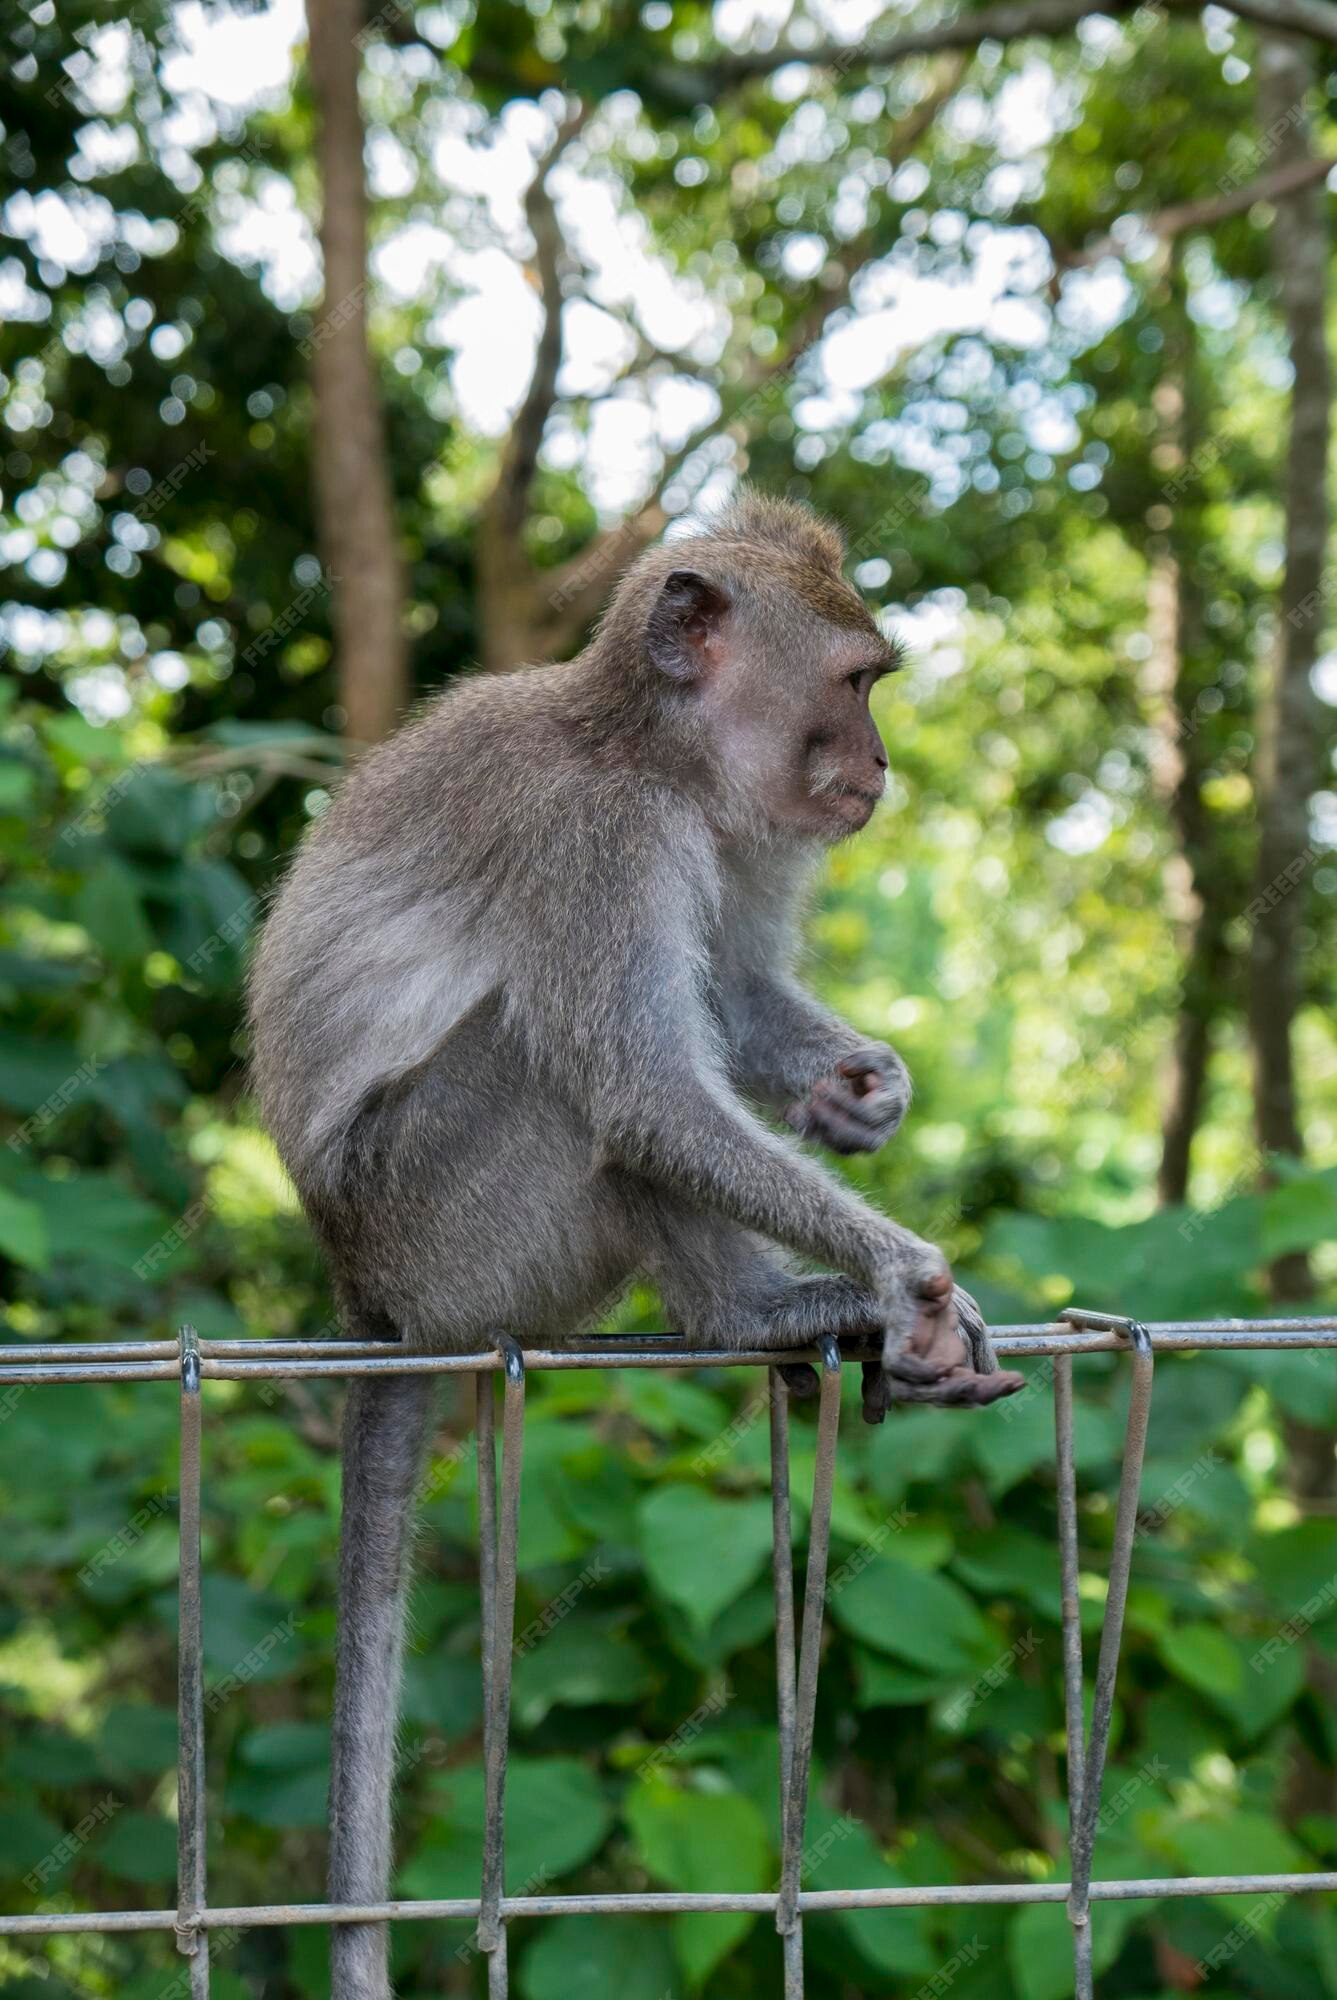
[1144,285,1231,1207]
[1247,33,1329,1299]
[1253,33,1337,1832]
[305,0,407,744]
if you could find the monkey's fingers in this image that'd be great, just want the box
[788,1083,886,1156]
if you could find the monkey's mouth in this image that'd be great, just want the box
[827,784,882,821]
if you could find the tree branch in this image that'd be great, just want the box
[666,0,1337,91]
[1054,150,1336,267]
[535,61,969,651]
[474,101,590,669]
[488,102,591,542]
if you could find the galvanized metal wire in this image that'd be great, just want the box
[2,1309,1336,1999]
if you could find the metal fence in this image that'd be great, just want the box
[2,1309,1336,1999]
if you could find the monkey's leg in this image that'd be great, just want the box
[621,1180,873,1354]
[330,1373,436,2000]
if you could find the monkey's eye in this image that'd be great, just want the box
[847,669,873,696]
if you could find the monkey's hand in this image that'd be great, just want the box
[785,1045,910,1155]
[865,1266,1025,1420]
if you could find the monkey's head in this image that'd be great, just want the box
[595,493,899,843]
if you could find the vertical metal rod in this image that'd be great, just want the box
[782,1922,804,1998]
[1053,1355,1086,1833]
[769,1373,803,1998]
[476,1370,498,1728]
[486,1925,508,1997]
[769,1375,797,1830]
[1064,1325,1155,2000]
[776,1335,841,1969]
[478,1343,525,1985]
[175,1326,210,1998]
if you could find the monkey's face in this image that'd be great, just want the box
[708,599,896,844]
[645,562,898,843]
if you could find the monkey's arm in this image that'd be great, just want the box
[724,974,909,1155]
[504,806,943,1362]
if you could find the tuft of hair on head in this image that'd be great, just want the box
[706,487,847,576]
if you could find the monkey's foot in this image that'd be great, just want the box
[865,1276,1024,1423]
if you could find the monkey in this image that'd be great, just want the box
[248,491,1024,1998]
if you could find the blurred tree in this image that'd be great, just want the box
[1249,31,1331,1301]
[306,0,407,742]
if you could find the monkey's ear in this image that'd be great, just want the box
[645,569,731,682]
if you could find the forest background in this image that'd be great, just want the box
[2,0,1337,1993]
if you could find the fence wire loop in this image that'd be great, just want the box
[3,1313,1336,1999]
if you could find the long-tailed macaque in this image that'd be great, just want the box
[249,492,1023,1997]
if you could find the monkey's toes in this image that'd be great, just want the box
[861,1359,890,1425]
[778,1361,821,1400]
[927,1367,1026,1408]
[978,1368,1026,1403]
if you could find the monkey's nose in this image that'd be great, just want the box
[873,743,888,771]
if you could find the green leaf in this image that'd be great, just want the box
[3,1728,101,1785]
[153,857,256,989]
[952,1526,1064,1621]
[800,1804,935,1975]
[670,1577,775,1669]
[1156,1622,1243,1705]
[227,1759,330,1829]
[830,1556,997,1674]
[1162,1811,1310,1916]
[626,1778,770,1986]
[0,1030,92,1115]
[854,1649,962,1709]
[638,1486,774,1633]
[1261,1175,1337,1259]
[1008,1897,1146,2000]
[0,1803,64,1883]
[98,1808,178,1884]
[0,1183,48,1269]
[519,1918,680,2000]
[402,1758,612,1901]
[1214,1633,1306,1740]
[1249,1521,1337,1628]
[95,1705,179,1781]
[42,713,120,764]
[0,761,35,811]
[616,1370,729,1440]
[104,766,211,857]
[11,1168,177,1279]
[238,1721,329,1769]
[74,856,154,965]
[511,1612,656,1727]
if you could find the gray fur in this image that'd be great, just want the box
[249,493,979,1998]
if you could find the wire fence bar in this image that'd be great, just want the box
[477,1342,525,1986]
[174,1325,209,1999]
[0,1317,1334,1388]
[2,1311,1336,1999]
[8,1867,1337,1938]
[1056,1323,1156,2000]
[774,1334,843,1993]
[768,1372,802,1999]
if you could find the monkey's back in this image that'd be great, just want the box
[248,666,661,1201]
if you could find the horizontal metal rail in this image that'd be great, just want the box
[2,1310,1335,2000]
[0,1316,1333,1385]
[7,1869,1337,1936]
